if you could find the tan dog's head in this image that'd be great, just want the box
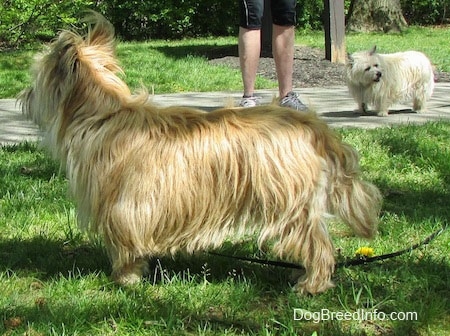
[346,46,383,86]
[20,12,127,132]
[19,12,137,161]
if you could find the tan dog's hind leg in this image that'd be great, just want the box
[112,257,148,285]
[294,218,335,295]
[109,246,149,285]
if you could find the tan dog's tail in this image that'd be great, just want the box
[329,144,382,239]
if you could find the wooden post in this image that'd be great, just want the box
[323,0,346,63]
[261,0,272,56]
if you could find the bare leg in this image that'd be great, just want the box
[272,24,295,98]
[238,27,261,97]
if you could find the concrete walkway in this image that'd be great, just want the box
[1,83,449,145]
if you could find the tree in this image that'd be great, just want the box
[346,0,408,33]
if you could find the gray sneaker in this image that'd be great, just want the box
[239,96,261,108]
[280,91,307,111]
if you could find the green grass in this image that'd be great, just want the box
[1,123,449,335]
[1,26,450,98]
[116,37,275,94]
[1,26,449,334]
[0,37,275,99]
[0,49,36,98]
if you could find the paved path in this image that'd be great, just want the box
[1,83,449,145]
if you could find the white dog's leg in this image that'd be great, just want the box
[352,87,368,114]
[375,101,389,117]
[413,97,426,113]
[359,102,368,114]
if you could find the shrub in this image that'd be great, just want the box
[1,0,448,47]
[0,0,92,48]
[97,0,239,40]
[400,0,450,25]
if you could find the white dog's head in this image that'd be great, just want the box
[346,46,382,85]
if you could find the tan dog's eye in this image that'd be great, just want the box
[364,66,371,71]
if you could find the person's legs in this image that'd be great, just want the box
[239,27,261,98]
[238,0,264,106]
[238,0,306,109]
[271,0,307,110]
[272,24,295,98]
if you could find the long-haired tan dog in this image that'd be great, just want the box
[21,13,382,295]
[347,46,434,116]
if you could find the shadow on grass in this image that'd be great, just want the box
[0,236,109,279]
[374,123,450,224]
[153,43,238,60]
[333,256,450,335]
[0,234,290,290]
[377,123,450,185]
[0,237,290,333]
[1,248,449,335]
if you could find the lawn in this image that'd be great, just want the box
[0,25,449,335]
[1,26,450,98]
[1,124,448,335]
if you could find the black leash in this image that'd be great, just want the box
[209,225,447,270]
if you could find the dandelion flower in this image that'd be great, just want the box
[355,247,374,258]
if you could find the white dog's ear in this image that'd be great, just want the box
[369,45,377,55]
[347,52,354,66]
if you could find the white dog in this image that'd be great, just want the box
[346,46,434,117]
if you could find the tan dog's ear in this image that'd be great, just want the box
[369,45,377,55]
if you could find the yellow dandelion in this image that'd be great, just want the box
[355,247,374,258]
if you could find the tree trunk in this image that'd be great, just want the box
[346,0,408,33]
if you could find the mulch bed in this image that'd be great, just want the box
[208,46,450,87]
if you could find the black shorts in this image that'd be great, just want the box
[239,0,297,29]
